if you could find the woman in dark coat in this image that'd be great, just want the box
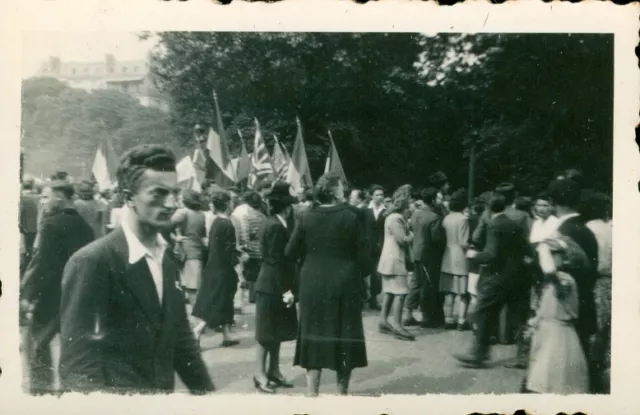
[285,173,369,396]
[192,191,243,347]
[252,183,299,394]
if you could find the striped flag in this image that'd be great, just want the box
[92,136,118,191]
[176,155,201,192]
[234,129,251,183]
[324,130,347,184]
[271,134,289,182]
[285,117,313,192]
[248,119,274,188]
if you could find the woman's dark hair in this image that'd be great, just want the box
[269,199,290,215]
[429,171,448,189]
[211,191,231,213]
[448,188,468,212]
[558,168,585,190]
[547,179,581,209]
[514,196,533,213]
[488,192,507,214]
[182,190,202,211]
[419,187,439,206]
[315,172,342,204]
[495,182,516,205]
[244,191,263,210]
[581,191,612,221]
[116,145,177,197]
[50,180,75,200]
[370,184,384,195]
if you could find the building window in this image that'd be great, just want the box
[122,66,127,73]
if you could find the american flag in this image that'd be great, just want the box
[248,118,274,188]
[272,134,289,182]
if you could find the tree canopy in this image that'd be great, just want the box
[21,77,180,178]
[149,32,612,194]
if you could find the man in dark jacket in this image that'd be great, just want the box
[59,145,214,394]
[21,180,94,394]
[405,187,444,327]
[364,185,387,310]
[454,192,528,367]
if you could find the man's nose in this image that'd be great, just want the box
[164,193,178,209]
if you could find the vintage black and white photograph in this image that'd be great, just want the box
[4,2,639,413]
[17,29,617,397]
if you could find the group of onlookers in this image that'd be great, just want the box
[19,149,611,397]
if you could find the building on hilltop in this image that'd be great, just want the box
[35,54,169,112]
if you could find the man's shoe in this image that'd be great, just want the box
[454,352,488,368]
[369,302,381,311]
[403,316,420,327]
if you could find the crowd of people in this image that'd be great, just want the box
[19,144,612,396]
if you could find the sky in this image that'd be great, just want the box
[21,31,158,78]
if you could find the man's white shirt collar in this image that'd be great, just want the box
[121,219,167,265]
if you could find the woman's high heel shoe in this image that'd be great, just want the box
[253,376,276,394]
[268,374,294,388]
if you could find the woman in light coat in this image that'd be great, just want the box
[377,187,415,341]
[440,189,470,330]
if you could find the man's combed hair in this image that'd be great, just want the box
[116,145,177,194]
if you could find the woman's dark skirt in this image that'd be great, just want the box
[192,272,238,328]
[294,290,367,372]
[254,292,298,344]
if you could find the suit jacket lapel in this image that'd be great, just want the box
[157,249,181,348]
[125,260,162,330]
[111,228,163,330]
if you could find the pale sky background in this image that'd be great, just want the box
[21,31,158,78]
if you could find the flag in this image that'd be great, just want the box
[234,129,251,183]
[206,90,235,182]
[324,130,347,184]
[92,136,118,191]
[192,148,207,186]
[176,155,201,192]
[271,134,289,182]
[285,117,313,192]
[248,118,274,188]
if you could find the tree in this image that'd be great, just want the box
[21,77,180,178]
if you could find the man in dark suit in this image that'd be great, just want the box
[454,192,528,367]
[548,178,599,391]
[21,180,94,394]
[59,145,214,394]
[405,187,444,327]
[364,185,387,310]
[20,177,41,278]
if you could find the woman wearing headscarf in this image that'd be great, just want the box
[252,183,299,394]
[285,173,369,396]
[192,191,245,347]
[171,190,207,307]
[377,186,415,341]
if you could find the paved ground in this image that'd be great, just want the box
[22,305,525,395]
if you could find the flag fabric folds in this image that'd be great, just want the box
[234,129,252,183]
[324,130,348,184]
[206,91,235,184]
[92,136,119,191]
[248,119,274,188]
[271,134,290,182]
[285,117,313,192]
[176,155,201,192]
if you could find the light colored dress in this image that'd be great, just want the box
[526,271,589,394]
[377,212,412,295]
